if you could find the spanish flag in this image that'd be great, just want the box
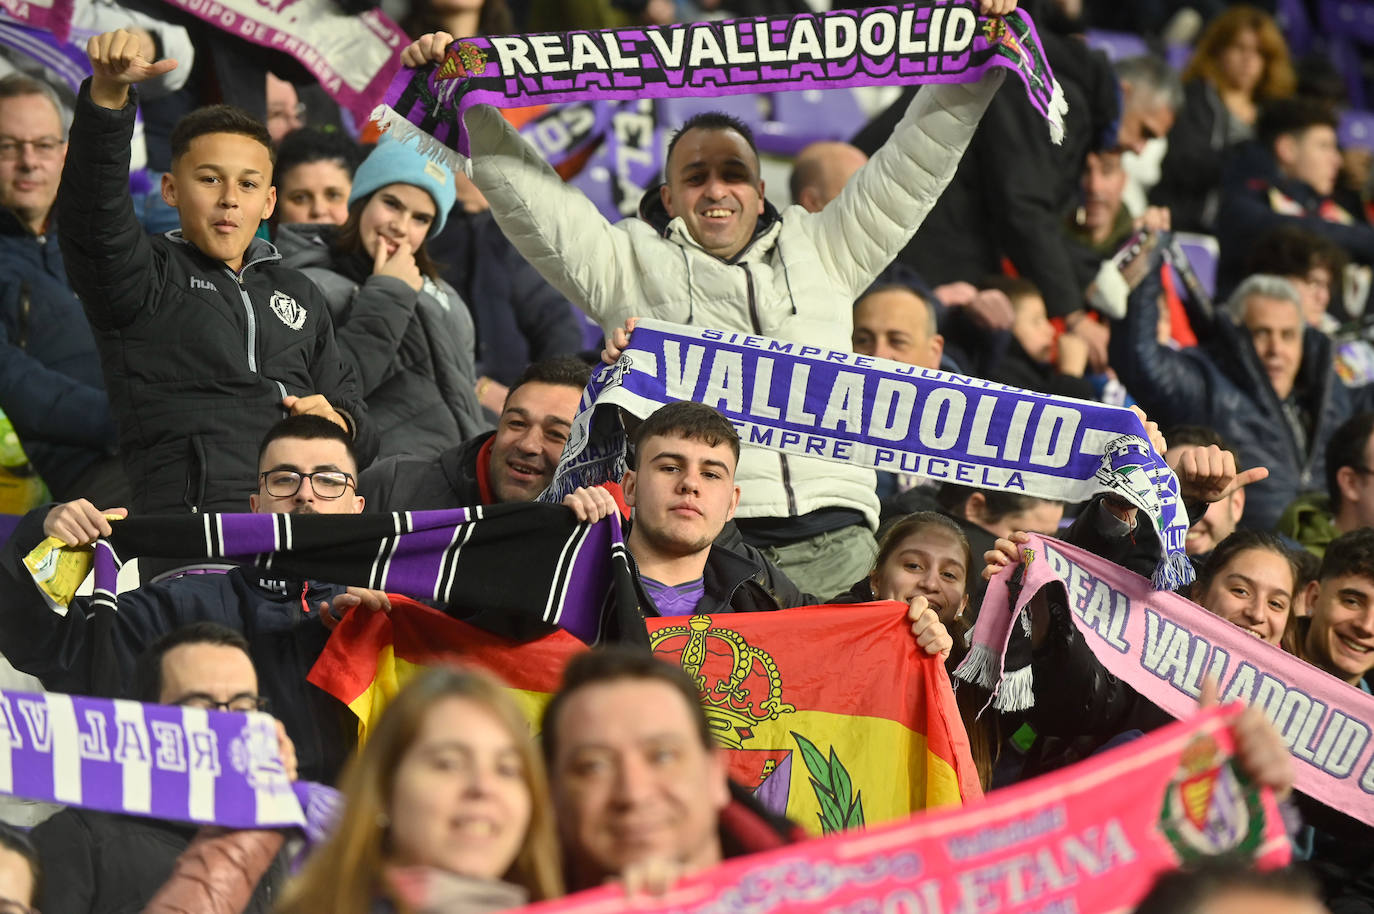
[309,597,981,834]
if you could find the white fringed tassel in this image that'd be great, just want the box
[368,104,474,178]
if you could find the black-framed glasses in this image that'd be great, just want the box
[259,469,355,499]
[172,692,270,713]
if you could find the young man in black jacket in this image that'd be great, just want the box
[58,30,377,516]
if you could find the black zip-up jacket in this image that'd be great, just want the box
[57,81,377,515]
[0,207,118,497]
[0,505,355,784]
[359,429,491,512]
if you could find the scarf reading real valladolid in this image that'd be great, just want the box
[371,0,1068,172]
[545,321,1196,590]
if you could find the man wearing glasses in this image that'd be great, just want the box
[0,414,363,786]
[29,622,294,914]
[0,73,128,507]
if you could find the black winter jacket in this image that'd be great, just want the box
[277,224,487,460]
[1150,80,1236,234]
[56,83,377,515]
[31,808,284,914]
[1109,251,1374,531]
[359,429,490,511]
[0,505,355,784]
[427,209,584,386]
[0,208,118,497]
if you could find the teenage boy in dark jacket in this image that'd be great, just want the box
[57,30,376,516]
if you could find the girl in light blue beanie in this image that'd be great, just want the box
[275,134,487,460]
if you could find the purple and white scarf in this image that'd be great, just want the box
[372,1,1067,175]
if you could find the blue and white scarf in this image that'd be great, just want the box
[544,320,1194,590]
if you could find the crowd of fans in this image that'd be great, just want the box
[0,0,1372,911]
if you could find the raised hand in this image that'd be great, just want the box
[1171,445,1269,505]
[373,237,424,292]
[86,29,177,108]
[43,499,128,546]
[401,32,455,69]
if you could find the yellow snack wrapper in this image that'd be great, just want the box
[23,515,124,608]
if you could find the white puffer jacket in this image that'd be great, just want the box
[466,71,1004,530]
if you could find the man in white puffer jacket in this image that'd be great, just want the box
[403,1,1014,597]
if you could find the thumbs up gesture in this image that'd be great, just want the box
[87,29,179,109]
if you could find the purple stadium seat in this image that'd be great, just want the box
[1276,0,1315,58]
[1341,109,1374,150]
[1319,0,1374,109]
[1083,29,1150,62]
[755,89,871,158]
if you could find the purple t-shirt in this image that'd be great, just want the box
[640,575,706,617]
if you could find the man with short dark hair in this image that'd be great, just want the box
[58,30,376,516]
[541,645,804,892]
[1298,528,1374,691]
[1244,226,1348,330]
[623,401,800,619]
[402,3,1014,597]
[1133,862,1328,914]
[851,283,944,372]
[1280,413,1374,558]
[0,414,365,783]
[0,72,127,506]
[361,356,593,511]
[1218,97,1374,293]
[29,622,292,914]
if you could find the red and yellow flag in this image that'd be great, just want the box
[308,598,981,834]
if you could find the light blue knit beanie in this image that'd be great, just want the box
[348,133,456,237]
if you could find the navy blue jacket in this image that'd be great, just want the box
[1109,254,1374,531]
[0,207,118,497]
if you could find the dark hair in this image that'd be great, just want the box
[0,823,41,905]
[855,283,938,338]
[257,414,359,474]
[630,401,740,470]
[1319,527,1374,584]
[871,512,971,590]
[1325,412,1374,506]
[978,274,1042,305]
[1164,425,1233,453]
[275,127,361,182]
[1195,529,1300,595]
[133,622,252,703]
[1257,97,1338,151]
[1244,225,1348,286]
[937,484,1052,525]
[505,356,592,407]
[1133,862,1320,914]
[170,105,274,166]
[664,111,759,177]
[334,195,440,280]
[402,0,514,39]
[541,646,713,765]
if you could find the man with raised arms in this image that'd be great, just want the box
[403,0,1016,597]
